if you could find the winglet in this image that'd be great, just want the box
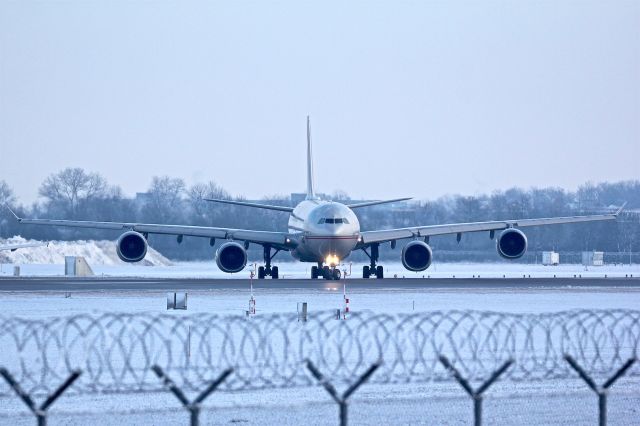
[3,205,21,222]
[615,202,627,216]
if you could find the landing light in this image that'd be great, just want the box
[325,254,340,267]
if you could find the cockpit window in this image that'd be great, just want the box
[319,218,349,225]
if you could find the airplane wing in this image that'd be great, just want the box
[360,209,622,245]
[203,198,294,212]
[0,242,48,252]
[7,209,295,249]
[346,198,412,209]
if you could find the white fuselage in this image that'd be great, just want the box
[287,200,361,264]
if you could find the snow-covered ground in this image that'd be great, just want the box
[2,380,639,425]
[1,240,639,425]
[1,237,639,278]
[0,236,172,267]
[1,286,640,318]
[1,259,638,279]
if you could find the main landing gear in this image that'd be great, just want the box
[362,243,384,279]
[258,245,281,279]
[311,263,341,280]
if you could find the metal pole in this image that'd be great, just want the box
[564,355,636,426]
[439,356,513,426]
[306,359,381,426]
[339,401,348,426]
[473,396,482,426]
[599,392,606,426]
[152,365,233,426]
[190,406,200,426]
[0,368,81,426]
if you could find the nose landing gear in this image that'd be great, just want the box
[362,243,384,279]
[311,263,341,280]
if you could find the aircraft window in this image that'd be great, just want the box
[320,218,349,225]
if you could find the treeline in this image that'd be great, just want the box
[1,168,639,263]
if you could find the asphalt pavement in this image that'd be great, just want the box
[0,276,638,291]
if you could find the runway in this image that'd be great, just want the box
[0,276,639,291]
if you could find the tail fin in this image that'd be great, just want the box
[306,116,318,200]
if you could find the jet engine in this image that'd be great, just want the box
[116,231,148,263]
[215,241,248,273]
[496,228,528,259]
[401,240,433,271]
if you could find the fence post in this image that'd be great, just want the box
[564,355,636,426]
[0,367,82,426]
[306,359,381,426]
[152,365,233,426]
[439,355,513,426]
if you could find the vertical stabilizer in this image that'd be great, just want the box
[306,116,317,200]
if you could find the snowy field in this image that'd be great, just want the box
[1,260,639,279]
[1,251,639,425]
[1,284,640,318]
[2,380,639,426]
[1,287,639,425]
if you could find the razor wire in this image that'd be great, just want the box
[0,310,638,396]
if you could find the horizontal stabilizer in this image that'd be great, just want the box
[203,198,294,212]
[347,197,412,209]
[615,202,627,216]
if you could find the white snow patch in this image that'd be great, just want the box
[0,236,171,267]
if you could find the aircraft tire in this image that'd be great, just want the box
[323,266,331,280]
[271,266,279,279]
[363,265,370,278]
[376,266,384,279]
[258,266,266,279]
[311,266,318,279]
[333,269,341,280]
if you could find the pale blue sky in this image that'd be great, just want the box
[1,1,638,204]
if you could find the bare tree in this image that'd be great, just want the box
[145,176,186,223]
[39,168,107,216]
[331,190,351,201]
[0,180,16,206]
[187,181,232,224]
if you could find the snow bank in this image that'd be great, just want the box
[0,236,171,266]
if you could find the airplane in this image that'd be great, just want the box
[7,117,624,280]
[0,242,47,252]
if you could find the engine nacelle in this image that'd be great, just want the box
[401,240,433,271]
[116,231,148,263]
[497,228,528,259]
[215,241,247,273]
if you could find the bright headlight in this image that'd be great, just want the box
[325,254,340,267]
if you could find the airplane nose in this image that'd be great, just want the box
[327,224,342,236]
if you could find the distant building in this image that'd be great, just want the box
[582,251,604,266]
[542,251,560,266]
